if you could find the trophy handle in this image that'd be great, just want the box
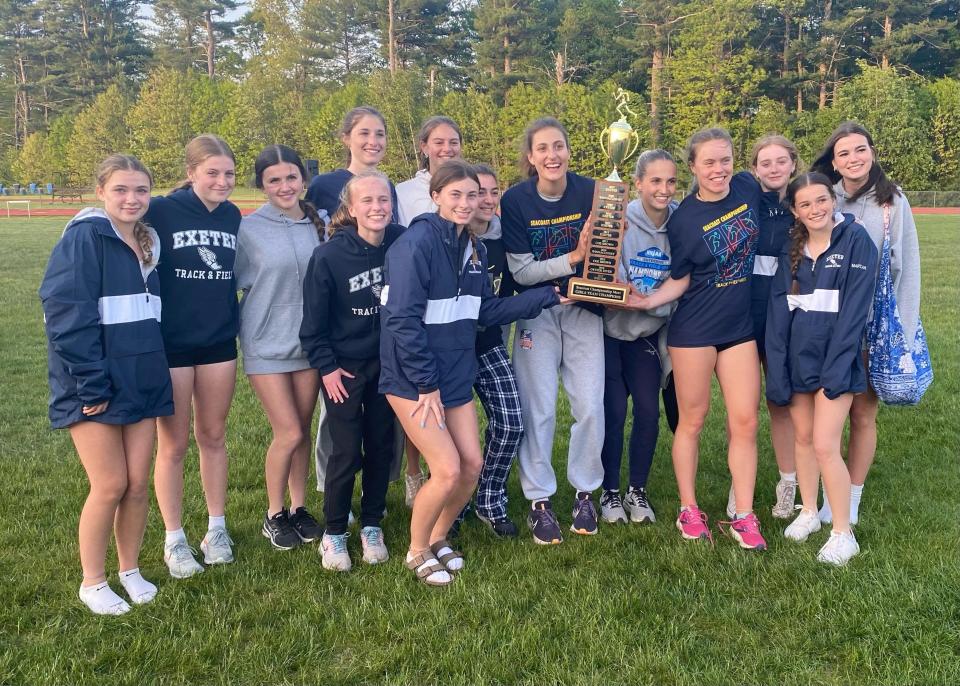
[625,129,640,165]
[599,126,611,160]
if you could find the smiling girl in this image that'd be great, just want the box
[765,172,877,565]
[147,134,242,578]
[810,122,922,527]
[380,160,560,585]
[40,155,173,614]
[395,116,463,226]
[300,171,404,571]
[236,145,328,551]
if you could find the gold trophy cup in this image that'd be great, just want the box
[568,89,640,304]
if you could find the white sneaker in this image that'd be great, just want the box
[771,479,797,519]
[784,509,821,542]
[321,532,352,572]
[599,490,628,524]
[163,541,204,579]
[624,487,656,524]
[405,472,427,507]
[200,526,234,565]
[726,485,736,519]
[360,526,389,564]
[817,530,860,566]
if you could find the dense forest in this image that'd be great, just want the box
[1,0,958,189]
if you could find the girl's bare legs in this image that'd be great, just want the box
[668,346,717,508]
[789,393,820,513]
[192,360,237,518]
[288,370,321,510]
[846,386,878,486]
[429,402,483,543]
[113,419,158,572]
[813,390,855,532]
[155,366,196,531]
[768,401,796,474]
[715,341,760,514]
[73,422,129,586]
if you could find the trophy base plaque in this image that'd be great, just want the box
[567,277,628,304]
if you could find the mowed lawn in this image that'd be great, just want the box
[0,216,957,686]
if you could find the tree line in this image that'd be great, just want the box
[1,0,958,190]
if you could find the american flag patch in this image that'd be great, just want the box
[519,329,533,350]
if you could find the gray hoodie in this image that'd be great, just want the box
[603,199,677,386]
[834,182,922,344]
[235,203,326,374]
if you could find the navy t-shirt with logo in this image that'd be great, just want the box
[667,172,762,347]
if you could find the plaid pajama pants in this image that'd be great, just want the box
[473,344,524,521]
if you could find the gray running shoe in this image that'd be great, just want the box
[200,526,234,565]
[600,490,628,524]
[360,526,389,564]
[164,541,204,579]
[624,487,657,524]
[321,532,352,571]
[771,479,798,519]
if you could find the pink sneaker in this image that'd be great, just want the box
[676,506,713,542]
[719,512,767,550]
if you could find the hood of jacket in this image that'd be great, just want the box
[476,214,502,242]
[65,207,161,269]
[250,201,328,227]
[165,186,236,219]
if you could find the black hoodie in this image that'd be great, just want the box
[146,187,242,354]
[300,223,404,375]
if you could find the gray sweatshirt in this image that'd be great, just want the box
[834,182,922,344]
[603,199,677,386]
[235,203,325,374]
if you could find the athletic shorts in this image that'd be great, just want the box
[166,340,237,368]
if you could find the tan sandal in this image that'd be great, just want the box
[405,552,452,587]
[430,539,464,572]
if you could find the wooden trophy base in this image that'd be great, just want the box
[567,277,628,304]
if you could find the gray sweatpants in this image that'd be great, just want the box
[513,306,605,501]
[314,394,404,492]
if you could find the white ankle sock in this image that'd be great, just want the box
[849,484,864,525]
[79,581,131,615]
[165,528,187,548]
[406,551,451,584]
[119,568,157,604]
[818,485,833,523]
[208,515,226,531]
[779,471,797,482]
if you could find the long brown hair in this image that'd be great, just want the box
[810,121,900,206]
[784,172,836,294]
[430,160,482,265]
[174,134,235,191]
[328,170,392,235]
[96,154,155,265]
[253,144,326,241]
[519,117,569,178]
[340,106,387,166]
[416,116,462,171]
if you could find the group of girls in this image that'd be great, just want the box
[40,107,921,611]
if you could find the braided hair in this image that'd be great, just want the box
[253,144,327,242]
[784,172,837,295]
[95,154,155,265]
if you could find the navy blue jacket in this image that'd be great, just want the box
[751,190,793,351]
[765,213,878,405]
[379,213,560,406]
[39,209,174,428]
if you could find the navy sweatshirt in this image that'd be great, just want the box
[475,216,516,355]
[765,213,879,405]
[379,213,560,406]
[39,209,174,428]
[300,223,404,375]
[305,168,400,224]
[145,187,241,354]
[751,190,793,351]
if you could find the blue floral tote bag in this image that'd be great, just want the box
[866,205,933,405]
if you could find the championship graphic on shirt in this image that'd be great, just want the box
[628,247,671,294]
[701,204,758,287]
[526,212,586,260]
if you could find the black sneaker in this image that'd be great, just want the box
[289,506,322,543]
[571,491,599,535]
[262,509,301,550]
[476,512,519,539]
[527,500,563,545]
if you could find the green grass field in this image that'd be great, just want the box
[1,216,957,685]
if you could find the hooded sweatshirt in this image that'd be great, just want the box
[833,182,922,345]
[39,208,173,428]
[765,213,878,405]
[146,187,242,354]
[300,223,404,375]
[379,212,560,406]
[474,215,517,354]
[396,170,435,226]
[235,203,327,374]
[603,199,677,341]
